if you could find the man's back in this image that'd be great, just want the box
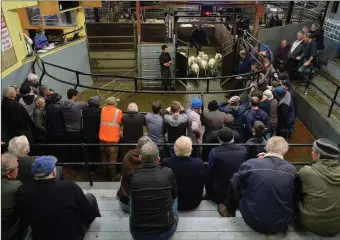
[233,156,296,232]
[18,179,96,240]
[145,113,165,143]
[162,156,205,210]
[127,161,178,234]
[61,100,86,132]
[122,112,145,143]
[82,106,102,141]
[164,113,188,143]
[202,111,225,139]
[46,103,65,136]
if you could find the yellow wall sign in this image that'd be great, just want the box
[1,11,18,71]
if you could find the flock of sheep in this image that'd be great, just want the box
[188,52,222,78]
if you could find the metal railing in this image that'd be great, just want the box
[27,142,324,186]
[304,70,340,118]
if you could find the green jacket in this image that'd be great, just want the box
[298,159,340,236]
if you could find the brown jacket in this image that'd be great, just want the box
[118,148,141,198]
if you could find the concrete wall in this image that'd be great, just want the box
[2,40,93,98]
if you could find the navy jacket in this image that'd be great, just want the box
[243,108,268,142]
[277,92,295,132]
[46,103,65,136]
[206,143,248,204]
[231,156,297,233]
[162,156,205,210]
[218,103,249,136]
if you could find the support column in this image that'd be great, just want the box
[321,1,330,27]
[136,1,141,43]
[94,8,100,22]
[285,1,294,25]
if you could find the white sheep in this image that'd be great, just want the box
[215,53,222,72]
[200,60,208,76]
[198,51,204,58]
[188,56,196,67]
[191,63,200,78]
[208,58,216,76]
[202,54,209,61]
[196,56,202,67]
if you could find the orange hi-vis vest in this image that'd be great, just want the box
[99,106,122,143]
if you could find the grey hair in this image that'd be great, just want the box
[4,87,16,98]
[312,23,320,29]
[1,153,18,177]
[28,73,38,82]
[35,96,45,106]
[140,142,159,162]
[127,102,138,112]
[137,136,152,148]
[266,136,289,156]
[174,136,192,157]
[8,136,30,158]
[297,30,304,35]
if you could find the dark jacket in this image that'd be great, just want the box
[206,143,248,204]
[126,161,178,234]
[18,178,97,240]
[82,104,101,141]
[245,137,267,159]
[21,79,38,95]
[277,92,295,133]
[301,40,317,61]
[61,100,87,133]
[238,55,252,74]
[1,178,22,239]
[231,155,297,233]
[122,112,145,143]
[164,112,188,143]
[275,45,290,62]
[190,28,207,45]
[117,148,141,201]
[159,52,171,73]
[17,156,38,183]
[259,99,271,117]
[33,107,47,140]
[311,29,324,50]
[46,102,65,137]
[162,156,205,210]
[218,103,248,136]
[243,108,268,142]
[1,97,34,142]
[202,110,226,142]
[268,99,278,130]
[287,40,305,59]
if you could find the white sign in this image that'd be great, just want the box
[1,15,13,52]
[323,17,340,42]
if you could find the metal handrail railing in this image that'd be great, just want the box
[26,142,328,186]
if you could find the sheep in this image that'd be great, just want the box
[198,51,204,58]
[215,53,222,72]
[202,54,209,61]
[191,63,200,78]
[208,58,216,76]
[188,56,196,67]
[200,60,208,76]
[196,56,202,67]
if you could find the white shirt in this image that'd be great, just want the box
[290,40,303,53]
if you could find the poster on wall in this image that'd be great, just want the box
[1,11,17,72]
[323,17,340,42]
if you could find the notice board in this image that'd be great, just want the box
[1,11,17,72]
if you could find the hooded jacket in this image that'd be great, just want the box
[61,100,87,132]
[277,91,295,132]
[164,112,188,143]
[19,94,37,121]
[298,159,340,236]
[243,108,268,142]
[82,97,101,141]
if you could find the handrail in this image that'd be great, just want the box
[177,38,189,46]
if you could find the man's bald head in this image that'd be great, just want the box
[250,96,260,107]
[281,40,287,48]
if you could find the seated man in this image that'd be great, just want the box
[298,138,340,237]
[126,142,178,240]
[219,136,297,234]
[8,135,64,183]
[18,156,101,240]
[245,121,267,158]
[34,28,49,51]
[1,153,26,240]
[162,136,205,210]
[274,40,290,69]
[206,127,248,204]
[117,136,152,213]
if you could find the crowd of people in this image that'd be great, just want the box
[1,22,339,240]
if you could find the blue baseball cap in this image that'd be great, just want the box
[191,98,202,109]
[31,156,58,178]
[275,86,286,95]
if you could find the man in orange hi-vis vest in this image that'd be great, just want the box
[99,97,122,180]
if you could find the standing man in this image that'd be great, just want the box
[274,40,290,69]
[159,45,172,91]
[33,96,47,143]
[126,142,178,240]
[284,31,305,80]
[189,24,210,55]
[99,97,122,180]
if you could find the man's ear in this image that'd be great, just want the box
[157,157,160,164]
[52,168,57,177]
[139,155,142,161]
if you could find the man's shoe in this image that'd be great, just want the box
[218,203,230,217]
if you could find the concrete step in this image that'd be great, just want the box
[90,51,135,60]
[91,68,137,74]
[90,59,136,69]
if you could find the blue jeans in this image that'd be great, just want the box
[298,59,312,80]
[131,198,178,240]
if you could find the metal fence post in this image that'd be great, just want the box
[82,143,93,187]
[206,78,210,93]
[74,72,80,90]
[328,86,340,118]
[134,78,138,93]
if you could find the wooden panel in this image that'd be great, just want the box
[86,23,134,36]
[88,43,135,51]
[90,51,135,60]
[90,59,136,69]
[141,24,165,43]
[80,1,102,8]
[38,1,60,16]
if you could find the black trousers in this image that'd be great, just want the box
[223,185,239,217]
[161,68,171,91]
[65,131,83,163]
[193,42,202,56]
[284,58,299,80]
[85,193,101,218]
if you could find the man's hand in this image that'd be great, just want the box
[164,63,169,67]
[193,130,201,139]
[236,76,242,80]
[304,61,310,66]
[168,61,172,64]
[257,152,266,158]
[296,56,301,60]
